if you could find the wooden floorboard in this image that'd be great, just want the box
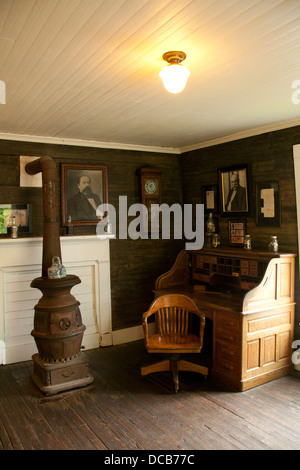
[0,339,300,451]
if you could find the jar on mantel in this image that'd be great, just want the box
[269,236,279,253]
[10,216,18,239]
[66,215,74,235]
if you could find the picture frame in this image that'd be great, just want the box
[61,164,108,227]
[228,219,246,247]
[219,164,252,216]
[0,204,32,235]
[202,184,219,214]
[19,156,42,187]
[256,181,280,227]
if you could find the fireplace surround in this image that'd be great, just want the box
[0,235,113,366]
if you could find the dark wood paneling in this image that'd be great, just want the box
[181,125,300,338]
[1,125,300,334]
[0,140,184,330]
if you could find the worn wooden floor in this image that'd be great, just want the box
[1,339,300,451]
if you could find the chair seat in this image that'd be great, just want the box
[148,333,201,351]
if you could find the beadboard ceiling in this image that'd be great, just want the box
[0,0,299,153]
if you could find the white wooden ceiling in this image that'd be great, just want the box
[0,0,299,153]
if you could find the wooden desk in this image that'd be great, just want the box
[154,247,296,391]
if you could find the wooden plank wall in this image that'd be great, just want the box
[0,140,184,331]
[1,125,300,335]
[181,125,300,338]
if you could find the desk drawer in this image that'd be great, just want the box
[215,314,239,331]
[215,341,236,358]
[215,329,239,346]
[214,312,240,345]
[215,342,239,375]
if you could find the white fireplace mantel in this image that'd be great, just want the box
[0,235,113,364]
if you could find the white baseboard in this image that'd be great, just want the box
[0,325,154,364]
[112,323,155,345]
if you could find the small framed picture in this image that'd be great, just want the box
[219,165,252,216]
[0,204,32,235]
[228,219,246,247]
[61,164,108,227]
[19,156,43,187]
[256,181,280,227]
[202,185,219,214]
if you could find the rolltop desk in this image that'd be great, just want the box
[154,247,296,391]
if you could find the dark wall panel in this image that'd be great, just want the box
[181,125,300,338]
[0,140,184,330]
[1,125,300,335]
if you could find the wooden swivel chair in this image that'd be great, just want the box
[141,294,208,392]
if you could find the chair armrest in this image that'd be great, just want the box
[198,316,205,348]
[142,310,151,347]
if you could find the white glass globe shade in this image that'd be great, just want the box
[159,64,190,94]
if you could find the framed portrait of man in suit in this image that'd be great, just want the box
[219,164,252,216]
[61,163,108,227]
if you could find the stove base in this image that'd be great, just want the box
[31,352,94,395]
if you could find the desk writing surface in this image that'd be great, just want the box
[154,285,245,317]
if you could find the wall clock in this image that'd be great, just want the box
[145,178,158,195]
[138,167,162,232]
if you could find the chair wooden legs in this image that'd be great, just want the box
[171,360,208,393]
[178,360,208,377]
[141,358,180,392]
[141,357,208,393]
[141,360,171,376]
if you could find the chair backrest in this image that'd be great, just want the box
[143,293,205,336]
[156,306,191,335]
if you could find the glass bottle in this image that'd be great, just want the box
[10,216,18,239]
[67,215,73,235]
[244,234,251,250]
[206,212,215,247]
[7,216,12,237]
[105,219,112,234]
[269,236,278,252]
[212,233,220,248]
[206,212,215,233]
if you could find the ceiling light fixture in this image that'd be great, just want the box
[159,51,190,94]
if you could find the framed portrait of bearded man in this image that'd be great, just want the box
[61,164,108,227]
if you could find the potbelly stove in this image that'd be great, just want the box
[26,156,94,394]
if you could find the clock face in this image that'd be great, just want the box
[145,178,158,195]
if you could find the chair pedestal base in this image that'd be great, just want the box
[141,357,208,393]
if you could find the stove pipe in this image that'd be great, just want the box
[25,155,61,276]
[26,156,93,394]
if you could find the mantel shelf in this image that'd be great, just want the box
[0,234,115,245]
